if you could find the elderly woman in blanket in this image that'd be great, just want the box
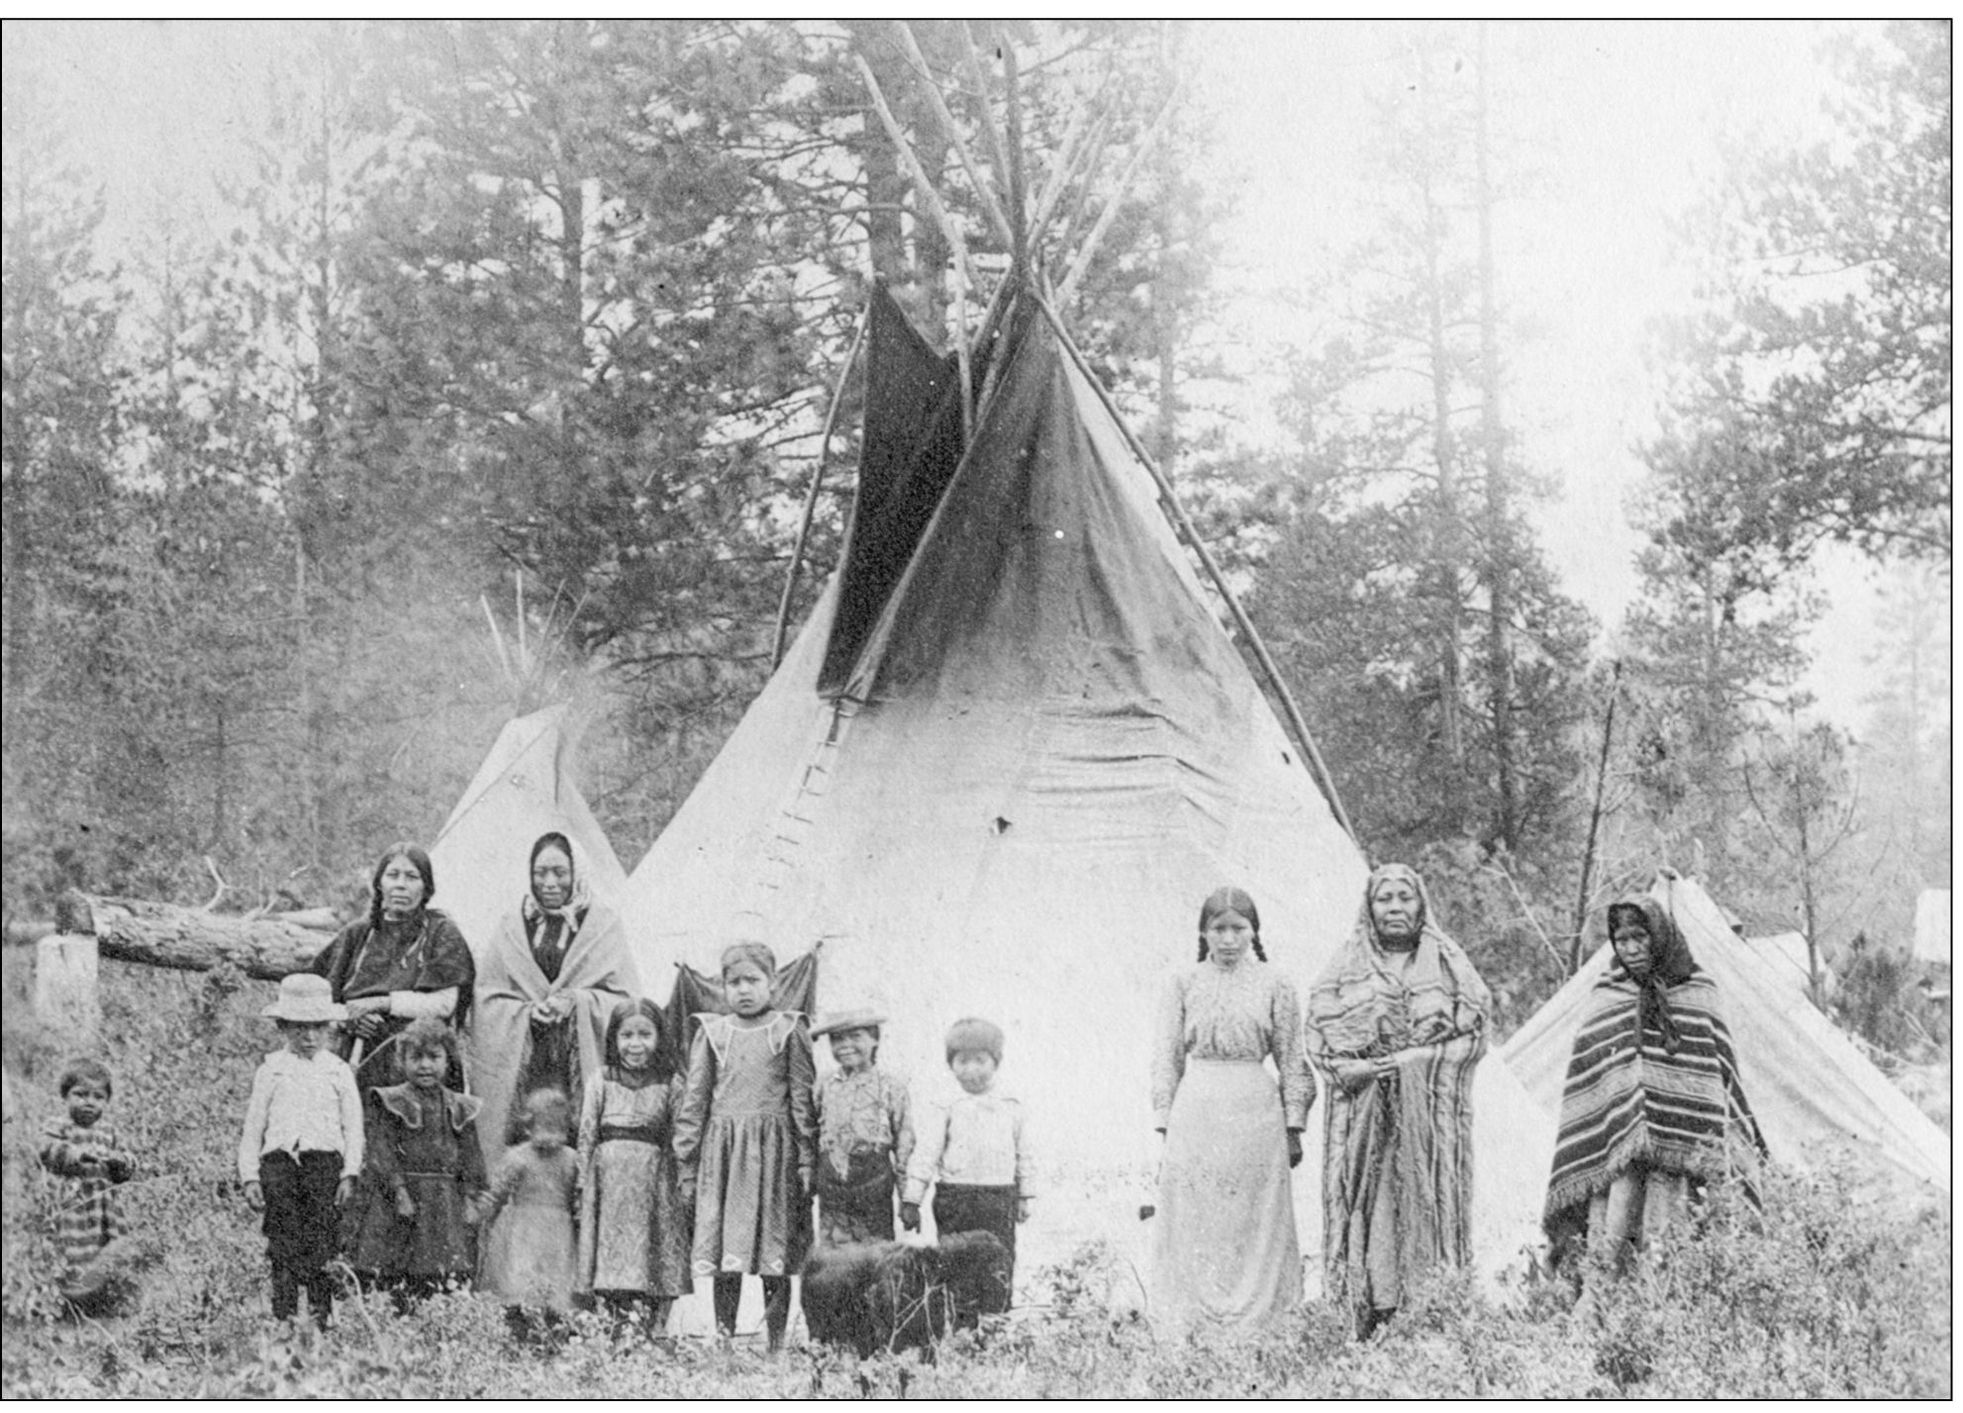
[1305,864,1490,1340]
[470,832,635,1169]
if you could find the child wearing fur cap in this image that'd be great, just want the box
[902,1017,1032,1318]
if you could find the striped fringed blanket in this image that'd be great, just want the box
[1544,968,1764,1227]
[1319,1028,1484,1309]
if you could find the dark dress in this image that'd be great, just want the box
[310,909,476,1090]
[349,1084,489,1283]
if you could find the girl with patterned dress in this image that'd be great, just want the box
[1305,863,1490,1339]
[1148,887,1313,1336]
[348,1018,489,1303]
[811,1008,914,1246]
[577,998,691,1336]
[38,1059,138,1313]
[674,942,817,1351]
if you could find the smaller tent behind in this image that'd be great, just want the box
[1914,889,1950,965]
[428,703,630,960]
[1503,874,1949,1199]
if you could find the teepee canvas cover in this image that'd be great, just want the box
[623,291,1555,1279]
[1502,874,1950,1197]
[429,703,630,958]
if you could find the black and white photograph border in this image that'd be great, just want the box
[1,18,1950,1400]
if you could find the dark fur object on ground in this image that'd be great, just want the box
[801,1231,1010,1357]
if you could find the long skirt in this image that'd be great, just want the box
[1149,1058,1301,1335]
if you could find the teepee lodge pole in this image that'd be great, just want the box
[772,305,870,670]
[895,22,1016,255]
[854,54,982,301]
[1037,296,1359,844]
[1058,84,1184,309]
[1001,35,1028,271]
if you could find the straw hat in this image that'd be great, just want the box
[262,973,347,1024]
[810,1007,886,1038]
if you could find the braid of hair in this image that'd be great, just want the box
[1197,936,1268,962]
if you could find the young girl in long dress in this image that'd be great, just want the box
[578,998,690,1336]
[348,1018,488,1304]
[674,943,817,1351]
[1148,887,1313,1335]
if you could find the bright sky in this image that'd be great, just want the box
[1188,20,1881,725]
[19,20,1898,727]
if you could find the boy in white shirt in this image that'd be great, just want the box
[238,973,363,1326]
[901,1017,1032,1318]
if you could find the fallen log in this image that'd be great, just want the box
[60,890,335,983]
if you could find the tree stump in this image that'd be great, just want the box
[34,922,101,1050]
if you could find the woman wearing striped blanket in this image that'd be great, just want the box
[1543,890,1765,1276]
[1305,864,1489,1340]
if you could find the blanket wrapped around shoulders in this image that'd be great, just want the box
[1544,905,1764,1229]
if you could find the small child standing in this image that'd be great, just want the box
[902,1017,1033,1319]
[810,1008,913,1246]
[479,1087,580,1343]
[673,942,817,1352]
[238,973,364,1327]
[578,998,690,1337]
[348,1017,488,1304]
[38,1058,138,1313]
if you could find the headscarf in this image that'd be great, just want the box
[1306,863,1490,1058]
[522,831,590,982]
[1605,894,1697,1054]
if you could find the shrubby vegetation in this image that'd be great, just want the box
[2,955,1947,1398]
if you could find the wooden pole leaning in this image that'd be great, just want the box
[771,305,871,670]
[895,22,1017,255]
[854,53,982,301]
[1057,83,1184,308]
[1035,295,1359,843]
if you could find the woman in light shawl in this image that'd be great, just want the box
[1148,886,1313,1335]
[468,831,635,1174]
[1543,889,1763,1276]
[1305,863,1489,1339]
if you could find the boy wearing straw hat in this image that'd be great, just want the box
[810,1007,914,1246]
[237,973,364,1326]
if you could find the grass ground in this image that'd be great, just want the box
[1,952,1950,1398]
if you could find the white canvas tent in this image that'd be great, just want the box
[1502,873,1950,1199]
[428,703,630,958]
[621,286,1557,1294]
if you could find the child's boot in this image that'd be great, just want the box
[762,1276,791,1353]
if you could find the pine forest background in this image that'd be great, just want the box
[2,20,1950,1045]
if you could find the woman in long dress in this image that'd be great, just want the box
[1148,886,1313,1335]
[1544,888,1764,1275]
[309,842,475,1092]
[469,831,634,1172]
[1305,864,1489,1339]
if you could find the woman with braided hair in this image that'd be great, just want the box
[1147,886,1314,1335]
[1543,889,1764,1276]
[1305,864,1489,1340]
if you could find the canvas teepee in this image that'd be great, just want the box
[621,280,1557,1285]
[1502,873,1950,1199]
[428,702,629,958]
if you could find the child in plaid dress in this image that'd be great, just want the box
[38,1059,138,1313]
